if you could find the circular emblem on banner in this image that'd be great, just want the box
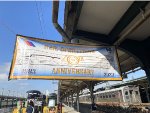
[63,55,83,65]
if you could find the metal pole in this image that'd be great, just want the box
[67,96,69,106]
[57,81,60,104]
[1,88,4,96]
[76,89,79,112]
[52,1,70,43]
[144,85,150,103]
[0,88,4,108]
[65,97,67,105]
[7,90,10,108]
[12,91,15,107]
[89,82,96,112]
[8,90,10,97]
[68,96,70,107]
[71,93,73,107]
[143,66,150,91]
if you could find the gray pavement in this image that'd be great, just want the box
[63,104,80,113]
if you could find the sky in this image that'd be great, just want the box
[0,1,146,97]
[0,1,65,97]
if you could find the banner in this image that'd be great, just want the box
[9,35,122,80]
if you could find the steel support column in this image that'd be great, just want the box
[88,81,96,111]
[65,97,67,105]
[0,98,1,108]
[76,88,80,112]
[143,84,150,102]
[71,93,73,107]
[89,82,94,105]
[143,66,150,86]
[69,95,71,107]
[12,98,14,107]
[57,81,61,105]
[67,96,69,106]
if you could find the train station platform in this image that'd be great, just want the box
[12,104,80,113]
[63,104,80,113]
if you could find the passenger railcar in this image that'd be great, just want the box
[26,90,45,107]
[79,85,141,104]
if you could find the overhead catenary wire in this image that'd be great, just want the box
[39,2,48,37]
[35,1,44,38]
[0,20,16,35]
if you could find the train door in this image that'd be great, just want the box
[133,87,141,103]
[122,87,131,103]
[118,90,123,102]
[129,89,134,103]
[129,86,137,103]
[129,86,141,103]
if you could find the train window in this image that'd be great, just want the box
[130,90,133,94]
[103,96,105,98]
[125,91,128,95]
[112,94,115,98]
[100,96,102,98]
[135,91,138,95]
[106,95,108,98]
[109,95,111,98]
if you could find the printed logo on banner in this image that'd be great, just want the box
[63,55,84,65]
[24,40,36,47]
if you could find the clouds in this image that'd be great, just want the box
[0,62,10,72]
[0,62,29,86]
[0,62,29,95]
[0,73,8,80]
[0,62,10,80]
[0,62,57,96]
[18,82,29,86]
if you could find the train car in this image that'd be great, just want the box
[26,90,46,107]
[79,85,141,104]
[26,90,47,113]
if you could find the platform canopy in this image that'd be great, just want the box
[53,1,150,97]
[110,76,148,88]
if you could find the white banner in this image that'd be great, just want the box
[9,35,122,80]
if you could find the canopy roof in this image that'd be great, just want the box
[55,1,150,97]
